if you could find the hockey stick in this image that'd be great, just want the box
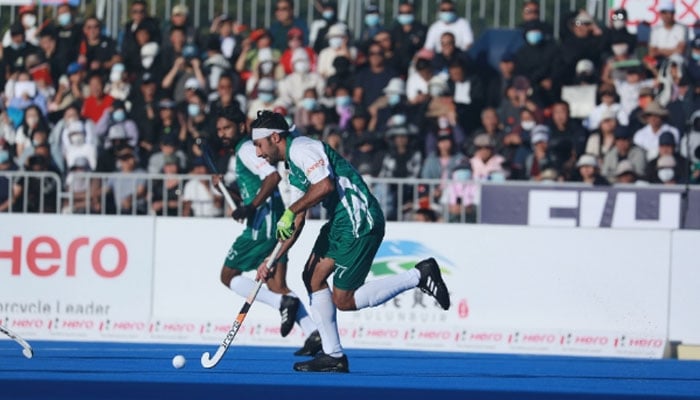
[0,324,33,359]
[195,137,237,211]
[200,241,284,368]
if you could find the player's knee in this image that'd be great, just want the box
[220,267,238,288]
[333,291,356,311]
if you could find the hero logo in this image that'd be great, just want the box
[0,236,128,278]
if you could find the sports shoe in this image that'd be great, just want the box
[279,295,300,337]
[294,330,322,356]
[415,257,450,310]
[293,353,349,373]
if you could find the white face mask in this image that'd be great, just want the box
[293,60,310,73]
[612,43,628,56]
[521,120,536,131]
[142,57,155,69]
[25,116,39,127]
[329,37,343,49]
[260,61,273,75]
[109,70,122,83]
[22,14,36,27]
[657,168,674,182]
[612,20,625,29]
[69,133,85,145]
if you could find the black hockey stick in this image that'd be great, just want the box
[200,241,283,368]
[0,324,33,359]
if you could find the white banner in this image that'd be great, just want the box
[0,214,154,341]
[609,0,700,31]
[669,230,700,344]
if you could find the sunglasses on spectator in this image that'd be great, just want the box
[575,20,592,26]
[611,13,625,20]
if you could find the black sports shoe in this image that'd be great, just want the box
[293,353,349,373]
[294,330,322,356]
[415,257,450,310]
[279,295,300,337]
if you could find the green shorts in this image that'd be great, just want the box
[224,228,286,271]
[312,220,385,291]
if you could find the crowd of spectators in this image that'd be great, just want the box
[0,0,699,220]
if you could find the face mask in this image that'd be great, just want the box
[692,51,700,61]
[70,133,85,145]
[32,138,43,147]
[490,171,506,182]
[0,150,9,164]
[322,10,335,20]
[22,14,36,27]
[187,103,200,117]
[521,120,536,131]
[260,61,273,75]
[657,168,674,182]
[612,43,628,56]
[25,116,38,127]
[109,70,122,83]
[112,109,126,122]
[329,37,343,49]
[301,98,317,111]
[142,57,155,69]
[293,60,310,73]
[365,14,380,27]
[397,13,414,25]
[525,30,543,45]
[612,20,625,29]
[392,114,407,126]
[258,92,274,103]
[58,12,72,27]
[453,169,471,181]
[335,95,351,107]
[10,42,22,50]
[439,11,456,23]
[387,93,401,106]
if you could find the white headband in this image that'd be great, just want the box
[251,128,278,140]
[251,124,296,140]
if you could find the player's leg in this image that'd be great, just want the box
[293,252,348,372]
[266,260,318,342]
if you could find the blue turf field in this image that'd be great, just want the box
[1,340,699,399]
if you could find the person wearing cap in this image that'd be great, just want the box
[470,132,506,181]
[378,119,422,213]
[130,72,161,163]
[269,0,309,52]
[633,100,680,160]
[572,153,610,185]
[81,16,119,75]
[280,27,316,75]
[164,4,199,46]
[613,159,639,184]
[95,99,139,153]
[62,119,97,174]
[246,77,280,122]
[424,0,474,53]
[649,0,687,61]
[367,77,407,133]
[585,108,619,158]
[357,4,385,53]
[650,154,680,184]
[2,5,37,48]
[390,1,427,76]
[153,98,184,146]
[524,124,555,180]
[317,23,356,79]
[279,48,325,108]
[106,146,148,215]
[251,110,450,372]
[644,130,688,183]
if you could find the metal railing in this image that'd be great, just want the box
[0,0,601,43]
[0,171,62,214]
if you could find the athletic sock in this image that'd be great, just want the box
[310,288,343,357]
[291,296,317,336]
[229,275,282,309]
[353,269,420,309]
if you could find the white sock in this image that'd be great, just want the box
[353,269,420,309]
[229,275,282,309]
[311,288,343,357]
[294,302,317,336]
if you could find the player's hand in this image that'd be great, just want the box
[232,204,255,222]
[276,209,295,240]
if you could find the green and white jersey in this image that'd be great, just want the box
[235,139,283,238]
[285,136,384,238]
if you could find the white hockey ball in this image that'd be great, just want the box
[172,354,186,369]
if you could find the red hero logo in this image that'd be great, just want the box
[0,236,128,278]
